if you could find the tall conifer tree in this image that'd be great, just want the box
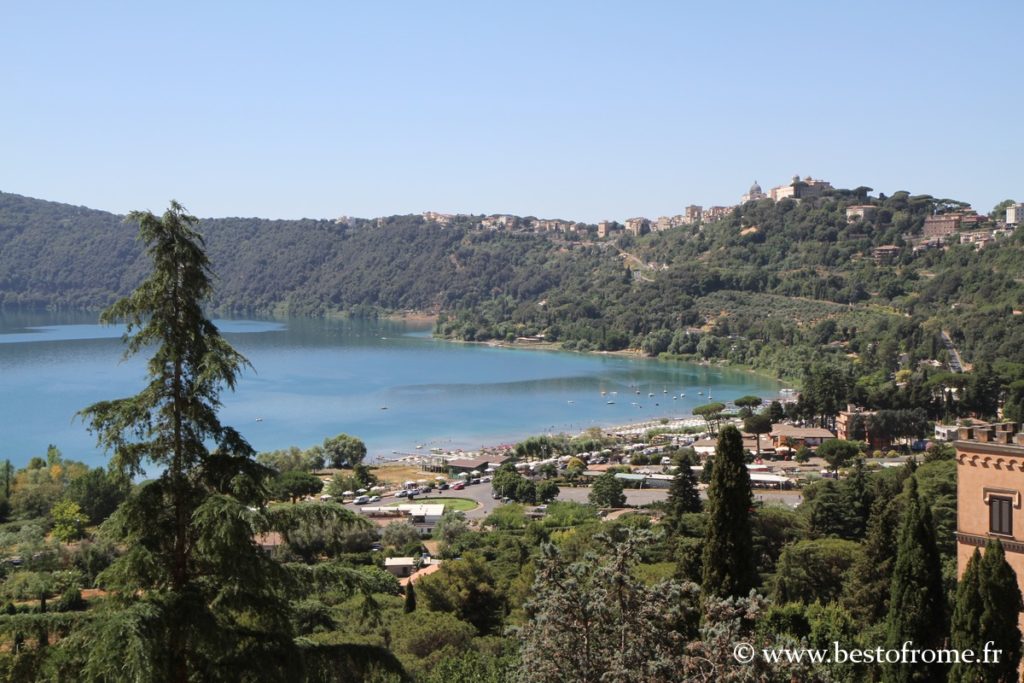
[74,202,295,682]
[701,425,755,599]
[949,549,983,683]
[665,451,702,532]
[977,540,1023,681]
[842,496,899,627]
[883,477,946,683]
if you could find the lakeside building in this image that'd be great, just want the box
[446,454,510,474]
[361,503,446,535]
[955,423,1024,634]
[835,405,890,451]
[769,424,835,452]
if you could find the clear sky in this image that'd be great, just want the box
[3,1,1021,223]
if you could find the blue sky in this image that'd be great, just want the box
[3,1,1021,222]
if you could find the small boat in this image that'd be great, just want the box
[255,417,264,422]
[567,400,575,404]
[380,406,388,410]
[607,401,615,405]
[648,392,654,397]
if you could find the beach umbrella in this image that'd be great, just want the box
[356,488,367,494]
[342,490,355,497]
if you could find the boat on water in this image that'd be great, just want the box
[607,401,615,405]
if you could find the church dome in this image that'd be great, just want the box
[749,181,762,195]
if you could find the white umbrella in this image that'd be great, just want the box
[356,488,367,494]
[342,490,355,497]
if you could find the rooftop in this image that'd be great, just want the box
[770,424,835,439]
[955,423,1024,451]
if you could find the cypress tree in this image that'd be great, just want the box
[404,581,417,613]
[701,425,755,599]
[883,477,947,683]
[841,456,873,540]
[948,549,983,683]
[842,496,899,627]
[808,480,848,539]
[977,540,1023,682]
[665,451,702,532]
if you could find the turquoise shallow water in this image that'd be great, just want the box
[0,311,784,470]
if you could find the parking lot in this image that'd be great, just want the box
[343,479,802,520]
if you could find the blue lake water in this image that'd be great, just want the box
[0,311,785,470]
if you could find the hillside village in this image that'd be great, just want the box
[403,176,1022,255]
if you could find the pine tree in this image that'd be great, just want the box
[702,425,756,599]
[71,202,296,682]
[883,477,947,683]
[665,451,702,532]
[404,581,417,613]
[948,548,983,683]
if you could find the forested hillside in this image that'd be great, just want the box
[0,192,572,316]
[4,188,1024,423]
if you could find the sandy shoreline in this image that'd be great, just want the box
[377,415,710,468]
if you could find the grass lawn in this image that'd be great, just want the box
[370,464,430,487]
[386,497,477,512]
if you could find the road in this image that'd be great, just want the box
[344,481,802,520]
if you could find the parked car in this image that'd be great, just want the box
[353,495,370,505]
[439,482,450,490]
[452,482,465,490]
[470,478,481,485]
[368,495,381,503]
[396,490,410,498]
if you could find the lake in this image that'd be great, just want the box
[0,311,785,470]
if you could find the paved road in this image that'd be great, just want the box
[344,482,802,520]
